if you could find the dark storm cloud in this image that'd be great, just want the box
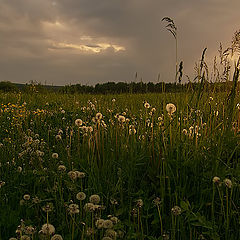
[0,0,240,85]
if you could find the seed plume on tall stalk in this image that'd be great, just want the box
[162,17,178,82]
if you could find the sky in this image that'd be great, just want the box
[0,0,240,86]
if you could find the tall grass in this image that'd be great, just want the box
[0,71,240,239]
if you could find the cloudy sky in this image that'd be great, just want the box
[0,0,240,85]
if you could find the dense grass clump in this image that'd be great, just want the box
[0,85,240,239]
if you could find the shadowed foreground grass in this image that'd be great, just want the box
[0,90,240,240]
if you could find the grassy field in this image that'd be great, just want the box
[0,88,240,239]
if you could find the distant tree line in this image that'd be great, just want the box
[0,80,238,94]
[59,81,236,94]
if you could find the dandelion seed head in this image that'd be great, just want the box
[52,153,58,159]
[136,199,144,208]
[20,235,30,240]
[144,102,150,109]
[89,194,100,204]
[58,165,66,172]
[171,205,181,216]
[76,171,86,179]
[41,223,55,235]
[68,171,78,181]
[212,176,221,184]
[103,219,113,229]
[95,219,104,229]
[55,135,62,141]
[166,103,176,115]
[51,234,63,240]
[105,229,117,239]
[76,192,86,201]
[68,203,79,214]
[84,202,95,212]
[23,194,30,201]
[118,115,125,123]
[75,119,83,127]
[96,112,103,120]
[224,178,232,188]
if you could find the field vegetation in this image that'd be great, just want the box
[1,32,240,240]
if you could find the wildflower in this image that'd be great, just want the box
[51,234,63,240]
[68,203,79,214]
[166,103,176,115]
[89,194,101,204]
[95,219,105,229]
[112,98,116,102]
[103,219,113,229]
[23,194,30,201]
[76,192,86,201]
[212,176,221,185]
[17,166,22,173]
[224,178,232,188]
[171,206,181,216]
[144,102,150,109]
[41,223,55,235]
[52,153,59,159]
[75,119,83,127]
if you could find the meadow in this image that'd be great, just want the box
[0,76,240,240]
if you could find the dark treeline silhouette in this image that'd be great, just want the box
[59,81,234,94]
[0,80,237,94]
